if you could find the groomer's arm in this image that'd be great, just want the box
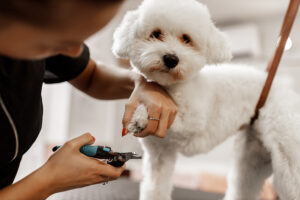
[70,59,178,138]
[70,59,136,99]
[0,167,52,200]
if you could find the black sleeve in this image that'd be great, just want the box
[44,44,90,84]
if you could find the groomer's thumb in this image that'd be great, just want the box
[68,133,95,150]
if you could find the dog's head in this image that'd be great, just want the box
[112,0,232,86]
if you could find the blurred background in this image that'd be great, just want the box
[15,0,300,199]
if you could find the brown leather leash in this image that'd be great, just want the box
[250,0,300,125]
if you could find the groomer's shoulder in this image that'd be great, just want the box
[44,44,92,84]
[68,58,97,92]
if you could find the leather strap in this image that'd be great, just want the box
[250,0,300,125]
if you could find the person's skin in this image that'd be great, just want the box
[0,1,177,199]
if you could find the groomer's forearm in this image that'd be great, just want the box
[87,62,137,99]
[70,59,140,100]
[0,167,53,200]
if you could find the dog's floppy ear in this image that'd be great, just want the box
[205,24,232,64]
[112,10,139,58]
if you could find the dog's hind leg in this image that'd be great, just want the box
[257,110,300,200]
[139,138,177,200]
[224,128,272,200]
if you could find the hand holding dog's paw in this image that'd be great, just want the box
[122,76,177,138]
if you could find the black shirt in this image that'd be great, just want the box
[0,44,90,188]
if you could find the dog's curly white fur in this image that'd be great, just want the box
[112,0,300,199]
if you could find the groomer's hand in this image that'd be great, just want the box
[38,133,125,194]
[123,76,178,138]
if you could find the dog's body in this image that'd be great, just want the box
[141,64,266,157]
[136,65,300,200]
[112,0,300,199]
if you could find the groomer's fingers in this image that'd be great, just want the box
[155,110,169,138]
[96,162,126,180]
[122,103,137,136]
[65,133,95,150]
[135,107,161,137]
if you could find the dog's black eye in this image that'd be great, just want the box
[151,30,162,39]
[182,34,191,44]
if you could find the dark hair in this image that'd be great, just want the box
[0,0,122,27]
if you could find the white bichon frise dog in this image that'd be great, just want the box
[112,0,300,199]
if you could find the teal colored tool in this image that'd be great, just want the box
[52,145,142,167]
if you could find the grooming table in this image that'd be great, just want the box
[48,178,223,200]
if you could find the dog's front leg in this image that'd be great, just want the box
[224,128,272,200]
[139,138,177,200]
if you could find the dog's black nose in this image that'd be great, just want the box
[163,54,179,69]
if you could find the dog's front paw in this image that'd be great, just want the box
[127,104,148,134]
